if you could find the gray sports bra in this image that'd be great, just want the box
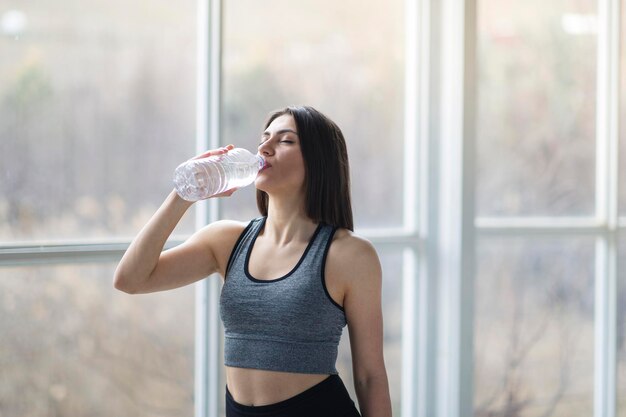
[219,217,346,374]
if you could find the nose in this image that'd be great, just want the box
[258,139,274,157]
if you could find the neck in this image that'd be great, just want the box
[262,192,317,247]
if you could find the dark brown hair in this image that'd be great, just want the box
[256,106,353,231]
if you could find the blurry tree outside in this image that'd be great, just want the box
[475,239,594,417]
[0,0,197,242]
[0,264,194,417]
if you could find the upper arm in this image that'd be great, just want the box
[139,220,246,293]
[336,236,387,382]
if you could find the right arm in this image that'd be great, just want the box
[113,146,243,294]
[113,190,246,294]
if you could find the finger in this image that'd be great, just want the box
[191,147,230,160]
[224,187,238,196]
[218,187,238,198]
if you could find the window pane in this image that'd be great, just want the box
[619,1,626,216]
[220,0,405,229]
[0,2,196,242]
[0,263,194,416]
[475,237,594,417]
[476,1,597,217]
[215,246,404,417]
[617,236,626,416]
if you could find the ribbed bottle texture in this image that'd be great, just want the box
[173,148,265,201]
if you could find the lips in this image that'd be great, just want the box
[260,162,272,171]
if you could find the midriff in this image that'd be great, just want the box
[225,366,330,406]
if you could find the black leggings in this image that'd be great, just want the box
[225,374,362,417]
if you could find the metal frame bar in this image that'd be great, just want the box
[475,217,616,236]
[194,0,223,415]
[596,236,618,417]
[0,240,184,266]
[403,0,440,417]
[435,0,477,416]
[0,233,421,266]
[402,0,422,415]
[594,0,621,416]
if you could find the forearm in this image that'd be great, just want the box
[354,374,392,417]
[114,189,192,291]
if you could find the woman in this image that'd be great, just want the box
[114,106,392,417]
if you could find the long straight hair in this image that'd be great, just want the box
[256,106,354,231]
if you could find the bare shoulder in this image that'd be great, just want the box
[330,228,380,260]
[327,228,382,284]
[199,219,249,236]
[193,219,250,278]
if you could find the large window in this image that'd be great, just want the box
[2,0,624,417]
[475,1,621,417]
[1,0,407,416]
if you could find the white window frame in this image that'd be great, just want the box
[0,0,621,417]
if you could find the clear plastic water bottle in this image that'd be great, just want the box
[173,148,266,201]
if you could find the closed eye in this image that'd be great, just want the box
[258,139,295,146]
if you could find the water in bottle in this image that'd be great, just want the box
[173,148,266,201]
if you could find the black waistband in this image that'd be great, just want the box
[225,374,350,414]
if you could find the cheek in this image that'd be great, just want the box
[292,159,307,183]
[280,164,305,188]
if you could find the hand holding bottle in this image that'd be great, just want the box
[173,144,265,201]
[197,144,240,198]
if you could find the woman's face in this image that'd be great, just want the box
[255,114,306,196]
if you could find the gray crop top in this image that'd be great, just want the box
[219,216,347,374]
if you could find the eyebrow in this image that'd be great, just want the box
[262,129,299,136]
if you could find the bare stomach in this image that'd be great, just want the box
[225,366,330,406]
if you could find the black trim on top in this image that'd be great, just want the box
[321,226,345,312]
[224,218,258,278]
[245,217,324,283]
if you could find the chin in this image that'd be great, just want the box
[254,178,270,193]
[254,176,305,195]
